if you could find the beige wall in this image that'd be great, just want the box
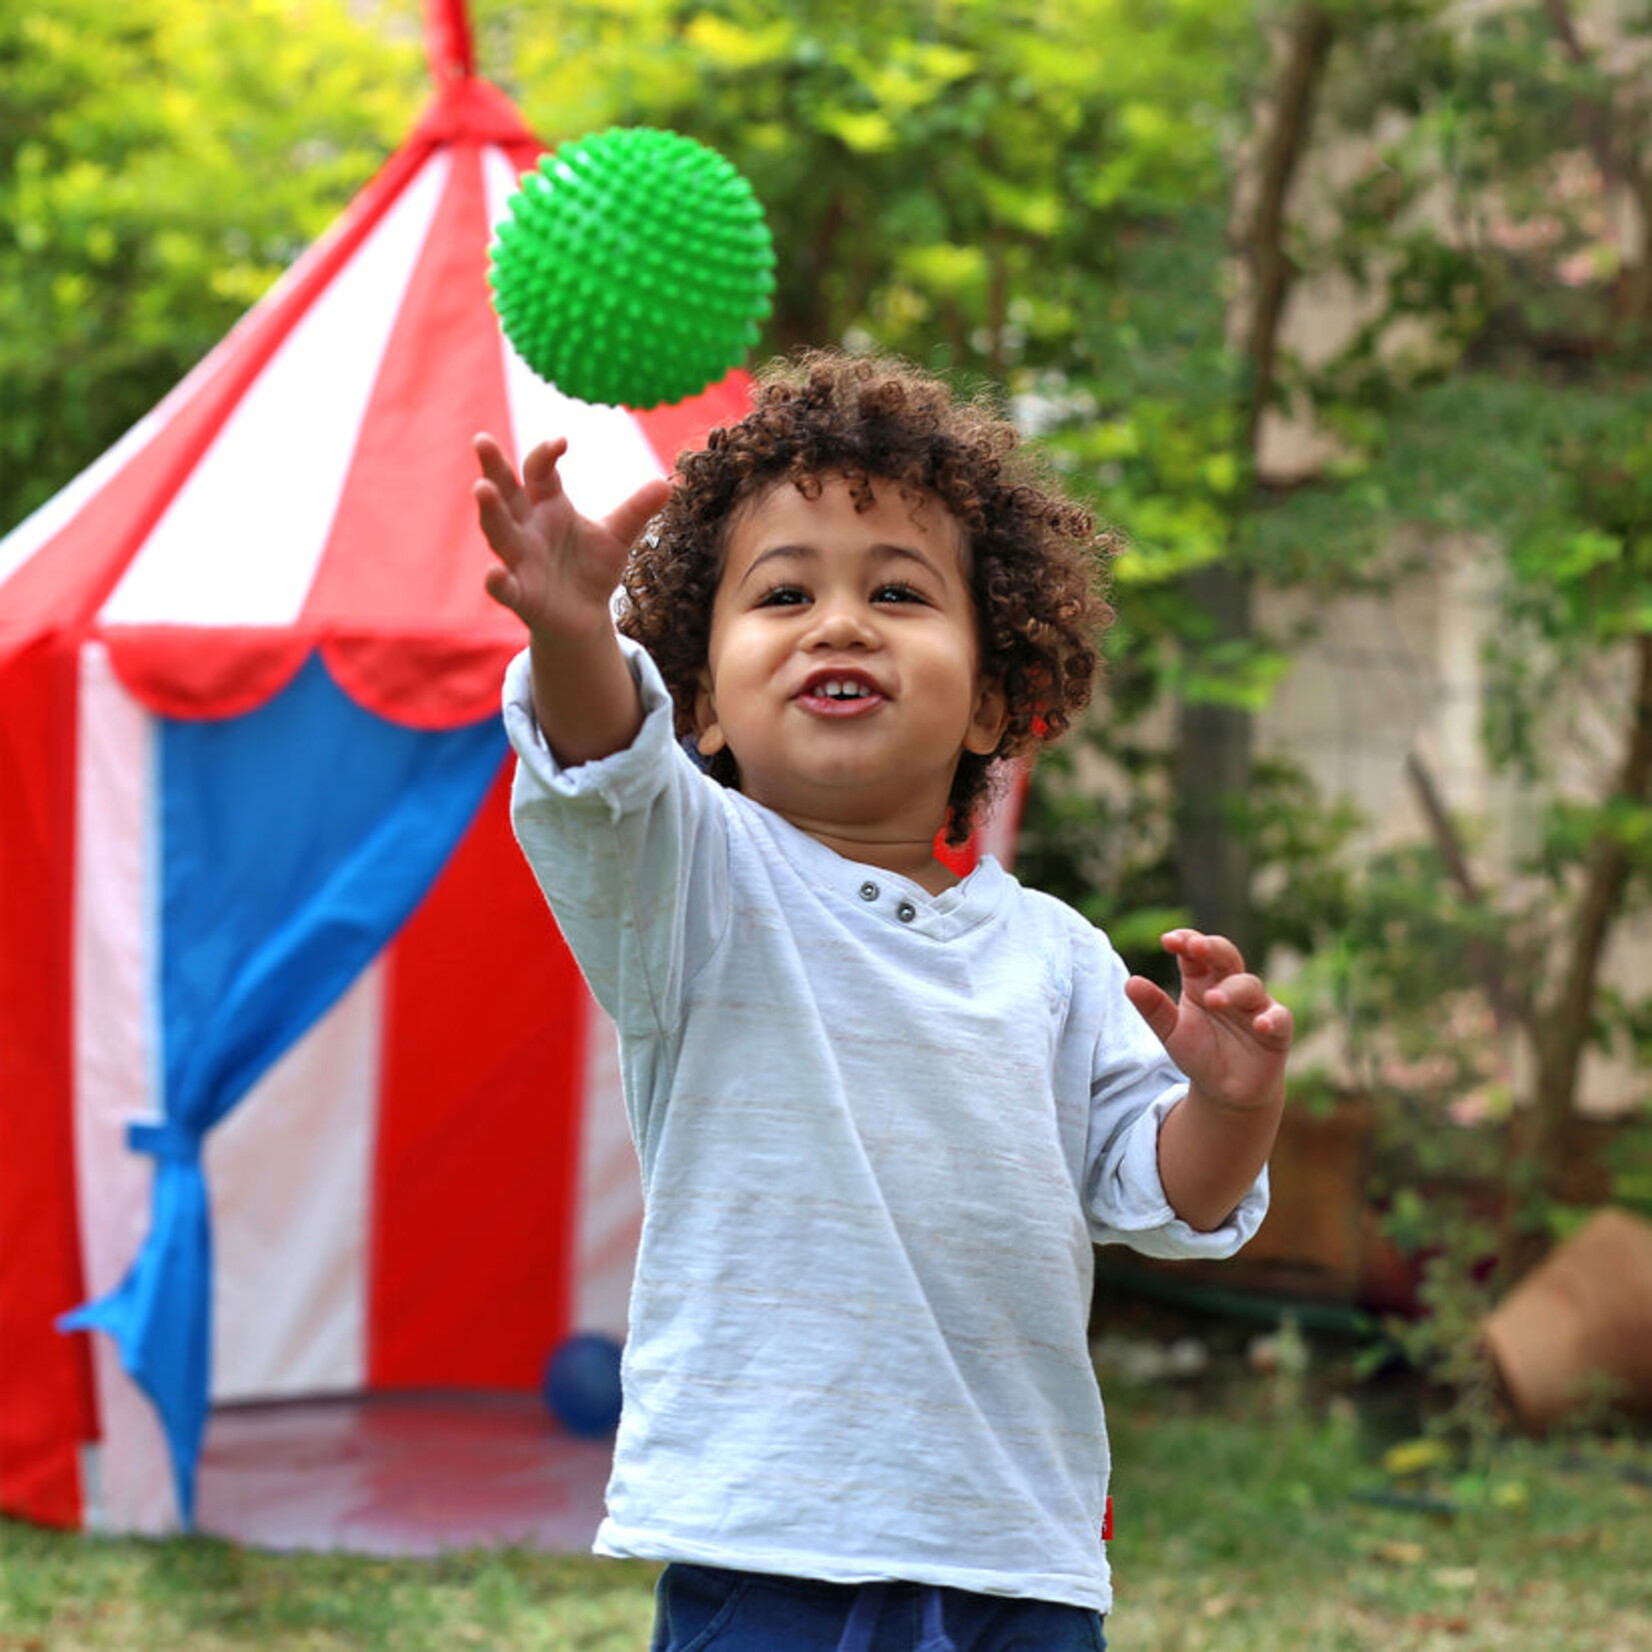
[1256,552,1652,1118]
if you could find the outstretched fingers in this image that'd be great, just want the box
[1160,927,1243,981]
[473,432,519,506]
[473,434,522,550]
[520,435,571,503]
[1124,974,1179,1045]
[1204,970,1295,1046]
[605,474,676,550]
[473,434,565,518]
[1138,928,1295,1048]
[473,433,547,618]
[472,432,678,635]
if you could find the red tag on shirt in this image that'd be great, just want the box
[1102,1496,1114,1542]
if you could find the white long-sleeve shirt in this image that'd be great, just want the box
[504,639,1267,1613]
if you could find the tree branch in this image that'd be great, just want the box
[1535,632,1652,1128]
[1541,0,1652,325]
[1238,4,1337,448]
[1402,750,1529,1034]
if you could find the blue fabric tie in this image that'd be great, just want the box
[834,1584,954,1652]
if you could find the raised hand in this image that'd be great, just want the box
[473,434,673,646]
[1124,929,1292,1114]
[473,433,674,766]
[1127,929,1293,1232]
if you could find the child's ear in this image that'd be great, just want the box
[964,677,1010,757]
[693,673,727,757]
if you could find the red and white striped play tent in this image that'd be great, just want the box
[0,2,750,1538]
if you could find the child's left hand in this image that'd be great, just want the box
[1124,929,1292,1112]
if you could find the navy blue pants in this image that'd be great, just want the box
[650,1564,1108,1652]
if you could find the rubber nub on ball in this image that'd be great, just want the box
[490,127,776,409]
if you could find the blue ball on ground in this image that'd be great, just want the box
[542,1332,624,1438]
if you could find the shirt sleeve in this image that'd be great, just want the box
[502,636,730,1041]
[1078,930,1270,1261]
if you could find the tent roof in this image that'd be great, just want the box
[0,66,749,730]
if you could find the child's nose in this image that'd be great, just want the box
[805,596,878,649]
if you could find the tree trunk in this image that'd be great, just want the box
[1179,5,1334,956]
[1541,0,1652,332]
[1237,7,1336,453]
[774,193,848,350]
[1525,633,1652,1190]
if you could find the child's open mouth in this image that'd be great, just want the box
[795,671,886,717]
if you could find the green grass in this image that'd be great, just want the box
[1106,1381,1652,1650]
[3,1376,1648,1649]
[0,1536,660,1650]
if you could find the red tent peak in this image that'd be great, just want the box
[417,1,537,152]
[410,74,537,149]
[425,0,475,84]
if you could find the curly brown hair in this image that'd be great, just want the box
[618,349,1115,845]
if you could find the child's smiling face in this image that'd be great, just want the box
[693,474,1008,865]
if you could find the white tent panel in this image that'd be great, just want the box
[209,969,382,1404]
[101,152,454,629]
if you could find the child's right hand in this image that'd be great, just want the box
[473,433,673,647]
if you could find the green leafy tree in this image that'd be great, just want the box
[477,0,1258,368]
[1251,0,1652,1284]
[0,0,422,532]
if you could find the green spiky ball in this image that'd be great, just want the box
[489,127,775,410]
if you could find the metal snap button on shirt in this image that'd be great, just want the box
[859,881,880,902]
[896,900,917,923]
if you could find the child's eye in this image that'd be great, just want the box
[755,584,810,608]
[873,582,927,605]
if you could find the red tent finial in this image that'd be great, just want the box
[425,0,475,83]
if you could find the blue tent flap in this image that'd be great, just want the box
[61,655,507,1526]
